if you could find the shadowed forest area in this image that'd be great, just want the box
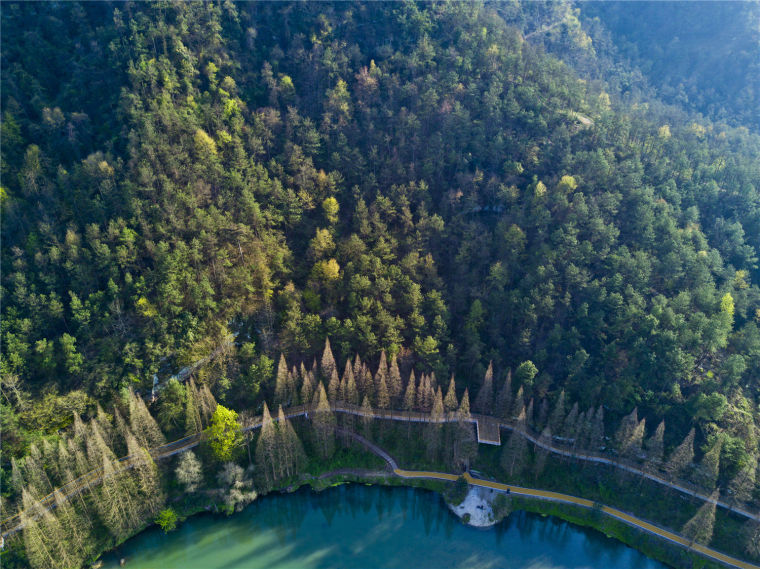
[1,2,760,568]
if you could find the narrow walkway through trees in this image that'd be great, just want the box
[3,400,759,543]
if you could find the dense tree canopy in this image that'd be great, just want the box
[2,0,759,498]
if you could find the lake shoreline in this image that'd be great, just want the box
[94,471,717,569]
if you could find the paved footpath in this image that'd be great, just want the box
[392,468,758,569]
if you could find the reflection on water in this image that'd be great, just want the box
[102,485,667,569]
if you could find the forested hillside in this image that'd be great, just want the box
[2,0,760,522]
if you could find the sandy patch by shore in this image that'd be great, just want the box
[449,485,499,527]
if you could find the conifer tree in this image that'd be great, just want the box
[645,420,665,467]
[417,374,433,411]
[339,360,352,402]
[501,406,529,476]
[328,367,341,402]
[95,456,140,538]
[53,488,90,563]
[453,389,476,469]
[474,361,494,415]
[682,489,719,545]
[198,383,218,426]
[425,387,444,461]
[185,379,203,435]
[403,370,417,411]
[129,390,166,448]
[563,402,579,440]
[95,404,116,449]
[21,489,72,569]
[495,369,513,420]
[300,367,314,406]
[511,386,524,420]
[665,428,695,480]
[361,363,374,403]
[278,406,305,478]
[286,367,299,405]
[360,394,373,436]
[376,373,390,410]
[344,362,359,405]
[525,398,535,429]
[86,420,116,469]
[744,520,760,558]
[321,337,337,382]
[274,354,288,406]
[548,390,566,434]
[728,456,757,506]
[375,349,389,394]
[615,407,641,458]
[589,405,605,451]
[443,375,458,412]
[23,450,53,498]
[388,354,403,404]
[459,388,471,418]
[353,354,363,382]
[312,383,336,459]
[694,438,722,490]
[125,431,163,516]
[534,426,552,478]
[536,398,549,431]
[255,403,278,488]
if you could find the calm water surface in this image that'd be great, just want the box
[102,485,667,569]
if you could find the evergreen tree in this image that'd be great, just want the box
[360,394,373,437]
[682,489,719,545]
[125,430,164,516]
[128,390,166,448]
[645,420,665,467]
[312,383,336,459]
[473,361,494,415]
[300,367,314,407]
[328,367,341,402]
[589,405,605,451]
[388,354,403,404]
[548,390,566,434]
[425,387,444,461]
[277,406,305,478]
[728,456,757,506]
[495,369,513,420]
[375,349,389,396]
[403,370,417,411]
[511,386,525,420]
[255,402,277,489]
[21,489,73,569]
[321,337,337,382]
[665,428,695,480]
[274,354,288,406]
[198,384,218,426]
[443,375,458,412]
[694,438,722,490]
[185,379,203,435]
[744,520,760,558]
[501,406,529,476]
[534,426,553,479]
[376,372,390,410]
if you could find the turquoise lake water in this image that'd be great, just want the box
[102,485,667,568]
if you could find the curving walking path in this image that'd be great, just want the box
[391,469,757,569]
[3,399,759,568]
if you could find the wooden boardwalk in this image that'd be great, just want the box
[3,400,759,538]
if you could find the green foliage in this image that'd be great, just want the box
[207,405,243,462]
[155,508,178,533]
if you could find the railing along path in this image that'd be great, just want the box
[3,401,758,538]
